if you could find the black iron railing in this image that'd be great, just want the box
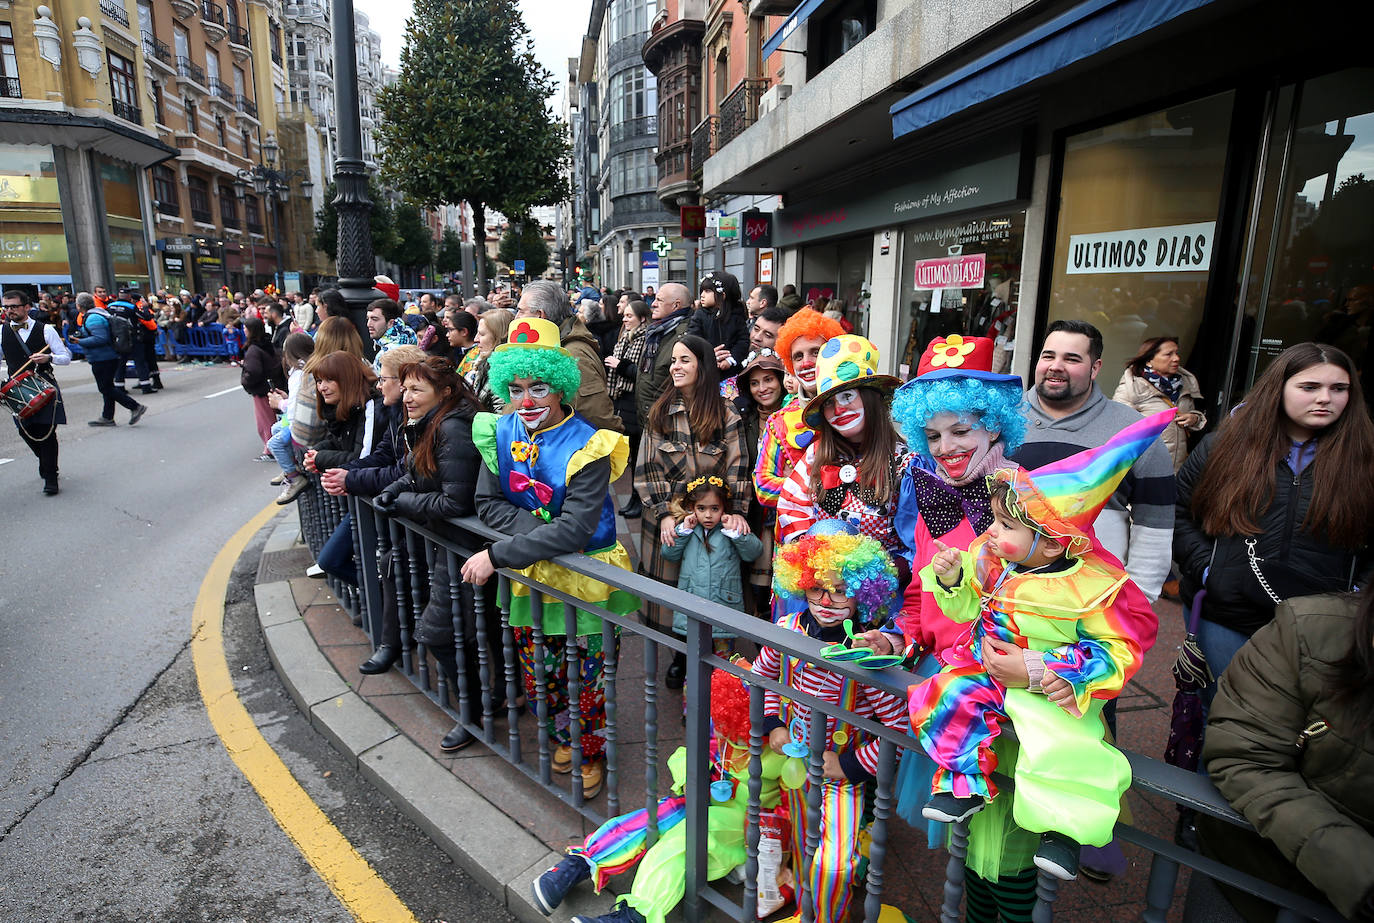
[0,77,20,99]
[100,0,131,27]
[228,24,250,46]
[718,78,768,149]
[201,1,225,26]
[610,114,658,145]
[291,481,1347,923]
[690,114,718,179]
[237,95,257,117]
[177,57,207,86]
[142,32,172,66]
[112,99,142,124]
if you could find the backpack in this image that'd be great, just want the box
[106,312,134,355]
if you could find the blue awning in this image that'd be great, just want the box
[890,0,1218,139]
[761,0,827,59]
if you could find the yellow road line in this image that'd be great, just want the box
[192,502,419,923]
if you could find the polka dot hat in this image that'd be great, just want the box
[803,334,903,428]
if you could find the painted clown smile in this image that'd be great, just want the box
[518,406,551,431]
[810,603,851,625]
[937,451,974,478]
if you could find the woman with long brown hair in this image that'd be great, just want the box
[776,335,912,576]
[634,333,750,688]
[1175,341,1374,701]
[289,315,368,453]
[372,356,496,753]
[1113,335,1206,471]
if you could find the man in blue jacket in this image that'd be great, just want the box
[69,292,147,427]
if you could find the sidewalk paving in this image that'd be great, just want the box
[251,507,1196,922]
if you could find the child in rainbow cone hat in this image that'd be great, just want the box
[908,408,1172,881]
[462,317,638,792]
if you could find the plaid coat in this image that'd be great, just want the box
[634,396,751,627]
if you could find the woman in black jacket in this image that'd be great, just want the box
[240,317,286,459]
[1174,342,1374,705]
[373,356,502,752]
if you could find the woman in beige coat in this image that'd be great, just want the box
[1114,335,1206,471]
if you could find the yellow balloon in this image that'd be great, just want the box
[780,757,808,791]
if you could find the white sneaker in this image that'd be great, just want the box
[306,563,325,578]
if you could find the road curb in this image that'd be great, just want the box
[249,525,615,923]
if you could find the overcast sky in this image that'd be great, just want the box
[353,0,593,102]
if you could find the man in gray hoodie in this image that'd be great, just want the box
[1011,319,1176,602]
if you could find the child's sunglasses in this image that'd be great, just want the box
[818,619,905,669]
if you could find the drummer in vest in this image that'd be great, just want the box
[3,289,71,495]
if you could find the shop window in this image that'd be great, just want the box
[800,234,874,338]
[807,0,876,81]
[895,210,1027,376]
[152,165,179,214]
[1045,91,1236,376]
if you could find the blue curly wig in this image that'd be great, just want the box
[485,347,582,405]
[891,377,1027,454]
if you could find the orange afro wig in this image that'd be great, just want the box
[776,308,844,374]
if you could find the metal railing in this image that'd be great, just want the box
[211,79,234,100]
[100,0,131,27]
[201,1,225,26]
[0,76,20,99]
[228,24,251,46]
[690,114,718,179]
[292,480,1344,923]
[718,78,768,149]
[177,57,207,87]
[271,46,283,66]
[610,114,658,145]
[112,99,142,124]
[237,95,257,117]
[142,32,172,66]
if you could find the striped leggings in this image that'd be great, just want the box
[781,778,866,923]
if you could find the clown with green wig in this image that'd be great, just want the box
[460,317,639,799]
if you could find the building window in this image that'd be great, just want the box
[608,0,653,44]
[184,97,198,134]
[608,67,655,125]
[152,81,165,124]
[173,24,188,60]
[188,176,213,223]
[108,51,141,123]
[609,149,655,197]
[215,115,227,147]
[1,23,20,98]
[244,194,262,234]
[152,164,179,214]
[218,183,239,228]
[807,0,876,80]
[242,129,252,160]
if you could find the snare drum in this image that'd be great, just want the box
[0,370,57,419]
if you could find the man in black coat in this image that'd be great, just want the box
[2,290,71,495]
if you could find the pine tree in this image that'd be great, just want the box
[377,0,571,293]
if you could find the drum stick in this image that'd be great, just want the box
[12,345,51,378]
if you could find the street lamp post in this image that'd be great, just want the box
[233,132,313,293]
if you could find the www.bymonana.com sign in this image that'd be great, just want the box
[1066,222,1215,275]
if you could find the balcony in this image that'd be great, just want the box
[607,30,649,69]
[208,79,236,111]
[609,114,658,146]
[690,114,718,181]
[271,46,283,66]
[169,0,198,20]
[100,0,131,28]
[1,77,21,99]
[142,32,174,72]
[221,210,240,230]
[717,78,768,149]
[236,95,257,118]
[176,56,208,91]
[200,2,228,42]
[111,99,143,125]
[227,24,251,60]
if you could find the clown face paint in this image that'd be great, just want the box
[804,583,857,626]
[790,336,826,396]
[508,377,564,433]
[984,505,1040,564]
[923,411,996,482]
[822,389,866,438]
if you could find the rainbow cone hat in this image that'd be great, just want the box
[993,408,1176,556]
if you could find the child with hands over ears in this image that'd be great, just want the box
[660,476,763,643]
[909,409,1172,882]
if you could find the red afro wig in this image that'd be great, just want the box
[776,308,844,374]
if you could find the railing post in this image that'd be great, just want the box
[742,683,765,921]
[682,619,712,923]
[1031,869,1061,923]
[404,527,431,691]
[449,548,469,725]
[1142,852,1180,923]
[531,590,551,784]
[863,739,897,923]
[473,575,494,743]
[643,635,660,848]
[939,820,970,923]
[565,602,584,809]
[499,576,521,762]
[602,619,619,817]
[351,498,382,645]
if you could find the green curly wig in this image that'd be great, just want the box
[485,346,582,404]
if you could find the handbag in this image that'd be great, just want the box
[1164,587,1214,771]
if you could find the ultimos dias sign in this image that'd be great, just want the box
[1066,222,1215,274]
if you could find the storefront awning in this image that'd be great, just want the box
[761,0,827,59]
[889,0,1218,140]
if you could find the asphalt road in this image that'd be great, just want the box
[0,360,514,922]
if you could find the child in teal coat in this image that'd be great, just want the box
[661,476,763,640]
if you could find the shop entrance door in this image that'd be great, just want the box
[1226,67,1374,406]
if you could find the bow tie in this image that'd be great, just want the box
[508,471,554,506]
[820,464,858,491]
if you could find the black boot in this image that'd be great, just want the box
[619,493,642,518]
[358,645,400,675]
[664,650,687,690]
[151,374,164,391]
